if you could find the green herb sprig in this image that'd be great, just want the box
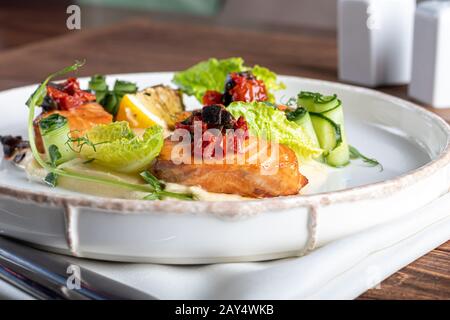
[88,75,138,116]
[140,171,194,201]
[65,131,108,154]
[27,62,193,201]
[43,144,62,187]
[349,145,383,171]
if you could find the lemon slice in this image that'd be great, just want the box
[116,85,185,130]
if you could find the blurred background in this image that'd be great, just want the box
[0,0,448,301]
[0,0,346,52]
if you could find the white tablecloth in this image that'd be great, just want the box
[2,193,449,300]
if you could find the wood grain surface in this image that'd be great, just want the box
[0,17,448,300]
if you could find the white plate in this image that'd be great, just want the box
[0,73,449,264]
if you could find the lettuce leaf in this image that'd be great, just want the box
[227,102,322,160]
[173,58,245,102]
[172,57,285,103]
[79,122,164,173]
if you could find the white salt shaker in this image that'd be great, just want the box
[409,1,450,108]
[338,0,416,87]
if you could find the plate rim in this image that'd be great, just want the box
[1,73,449,216]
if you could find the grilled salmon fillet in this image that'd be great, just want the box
[34,103,113,153]
[151,138,308,198]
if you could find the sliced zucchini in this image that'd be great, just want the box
[326,142,350,167]
[286,107,320,150]
[39,114,75,165]
[310,109,350,167]
[298,91,341,114]
[309,112,342,151]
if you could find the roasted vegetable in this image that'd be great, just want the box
[116,85,185,130]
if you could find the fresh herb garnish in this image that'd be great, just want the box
[65,132,108,153]
[349,145,383,170]
[88,74,108,92]
[44,172,58,187]
[140,171,162,192]
[88,75,138,116]
[114,80,138,94]
[43,144,62,187]
[39,114,68,136]
[27,62,194,201]
[27,61,85,187]
[286,107,307,121]
[48,144,62,166]
[140,171,194,201]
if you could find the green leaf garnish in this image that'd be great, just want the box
[227,101,323,160]
[42,144,62,187]
[48,144,62,166]
[140,171,194,201]
[349,145,383,170]
[88,74,108,92]
[114,80,138,95]
[88,75,138,117]
[44,172,58,187]
[76,122,164,173]
[140,171,163,193]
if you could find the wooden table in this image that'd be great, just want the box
[0,18,448,300]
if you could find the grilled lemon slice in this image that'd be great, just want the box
[116,85,185,130]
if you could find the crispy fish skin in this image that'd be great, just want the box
[34,102,113,153]
[151,139,308,198]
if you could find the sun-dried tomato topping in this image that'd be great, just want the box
[202,90,224,105]
[46,78,95,110]
[223,71,268,105]
[175,104,249,158]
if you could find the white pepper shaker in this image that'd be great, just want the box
[409,1,450,108]
[338,0,416,87]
